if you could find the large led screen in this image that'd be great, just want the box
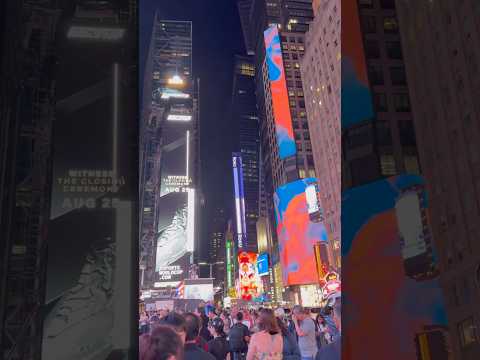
[264,26,296,159]
[342,175,450,359]
[341,0,374,128]
[257,253,269,276]
[274,178,329,286]
[238,251,260,300]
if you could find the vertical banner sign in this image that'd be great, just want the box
[264,26,296,159]
[42,5,137,359]
[238,252,260,300]
[232,153,247,249]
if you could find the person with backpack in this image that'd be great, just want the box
[207,317,231,360]
[229,312,250,360]
[246,308,283,360]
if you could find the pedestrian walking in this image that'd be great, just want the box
[207,317,231,360]
[229,312,250,360]
[246,308,283,360]
[292,306,318,360]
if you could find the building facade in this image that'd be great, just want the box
[395,0,480,358]
[231,56,260,253]
[300,0,341,268]
[140,17,198,290]
[342,0,420,190]
[0,2,59,358]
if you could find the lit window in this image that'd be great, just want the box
[299,168,306,178]
[380,155,396,175]
[458,318,478,348]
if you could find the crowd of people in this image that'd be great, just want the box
[139,301,340,360]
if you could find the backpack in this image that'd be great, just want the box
[228,323,248,352]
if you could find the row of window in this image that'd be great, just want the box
[365,40,403,60]
[374,92,410,112]
[359,0,396,10]
[368,65,407,86]
[362,15,399,34]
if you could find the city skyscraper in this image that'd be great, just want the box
[140,16,198,291]
[395,0,480,358]
[239,0,320,306]
[209,207,227,287]
[342,0,420,190]
[300,0,340,267]
[231,55,260,253]
[0,2,59,357]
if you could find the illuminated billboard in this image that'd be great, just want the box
[274,178,329,286]
[184,279,214,302]
[257,253,269,276]
[238,251,260,300]
[342,0,374,128]
[264,26,296,159]
[232,153,247,249]
[342,175,449,359]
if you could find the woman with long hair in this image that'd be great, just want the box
[246,309,283,360]
[139,325,184,360]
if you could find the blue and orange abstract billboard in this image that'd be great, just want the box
[342,0,374,128]
[342,175,450,359]
[274,178,328,285]
[264,26,296,159]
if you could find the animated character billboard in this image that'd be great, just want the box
[238,251,260,300]
[274,178,329,285]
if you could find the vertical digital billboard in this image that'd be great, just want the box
[274,178,329,285]
[342,175,450,360]
[238,251,260,300]
[264,26,296,159]
[232,153,247,249]
[257,253,269,276]
[342,0,374,128]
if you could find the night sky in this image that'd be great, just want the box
[140,0,245,259]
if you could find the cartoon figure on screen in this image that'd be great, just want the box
[238,252,259,300]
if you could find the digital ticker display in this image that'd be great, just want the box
[264,26,296,159]
[274,178,329,286]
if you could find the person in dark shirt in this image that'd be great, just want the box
[198,306,214,341]
[229,312,250,360]
[184,312,216,360]
[207,317,230,360]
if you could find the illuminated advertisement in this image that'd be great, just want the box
[238,251,260,300]
[274,178,329,286]
[305,184,320,214]
[257,253,269,276]
[264,26,296,159]
[184,279,214,301]
[342,0,374,128]
[342,175,450,359]
[232,153,247,249]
